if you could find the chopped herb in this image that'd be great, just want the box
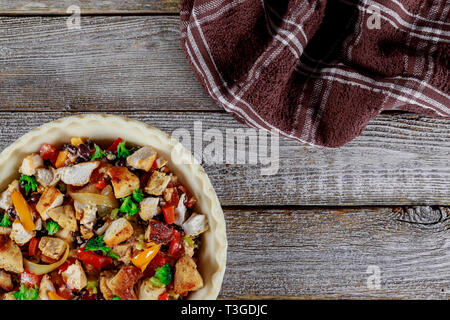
[110,208,120,220]
[46,220,59,235]
[132,189,144,203]
[153,264,172,286]
[91,144,106,160]
[112,296,123,300]
[13,284,38,300]
[85,235,118,259]
[19,175,38,195]
[0,213,12,227]
[117,141,130,159]
[119,197,139,217]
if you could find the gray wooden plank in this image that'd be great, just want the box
[0,111,448,206]
[219,206,450,299]
[0,0,180,14]
[0,16,215,111]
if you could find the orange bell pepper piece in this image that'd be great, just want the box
[55,150,69,168]
[48,291,67,300]
[11,190,35,232]
[70,137,84,147]
[131,244,161,272]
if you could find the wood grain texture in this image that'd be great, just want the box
[0,111,448,206]
[0,0,180,15]
[0,16,215,111]
[219,206,450,299]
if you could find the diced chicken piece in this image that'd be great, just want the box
[111,242,133,265]
[35,168,56,187]
[138,279,166,300]
[74,201,97,240]
[99,271,115,300]
[126,146,157,172]
[139,197,160,221]
[56,161,100,187]
[0,180,19,211]
[182,213,209,237]
[36,187,64,220]
[2,292,16,300]
[38,275,55,300]
[38,236,67,260]
[47,205,77,232]
[0,227,11,235]
[55,227,74,245]
[19,153,43,176]
[174,194,187,226]
[107,166,140,199]
[95,220,111,236]
[10,220,36,246]
[174,255,204,294]
[61,260,87,291]
[0,270,13,291]
[103,218,134,247]
[107,266,142,300]
[0,239,24,273]
[145,171,171,196]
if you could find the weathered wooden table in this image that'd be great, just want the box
[0,1,449,299]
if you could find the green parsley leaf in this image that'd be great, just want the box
[153,264,172,286]
[132,189,144,203]
[13,284,38,300]
[119,197,139,217]
[19,175,38,195]
[46,220,59,235]
[0,213,12,227]
[85,235,118,259]
[112,296,123,300]
[117,141,131,159]
[91,144,106,160]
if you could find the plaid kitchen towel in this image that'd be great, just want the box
[180,0,450,147]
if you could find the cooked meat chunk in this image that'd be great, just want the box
[145,220,173,244]
[107,266,142,300]
[126,146,157,172]
[182,213,209,237]
[2,292,16,300]
[36,187,64,220]
[174,194,187,226]
[19,153,43,176]
[107,166,140,199]
[38,275,55,300]
[0,239,24,273]
[74,201,97,240]
[35,168,56,187]
[61,260,87,291]
[103,218,134,247]
[0,270,13,291]
[139,197,160,221]
[0,227,11,236]
[99,271,115,300]
[10,220,35,246]
[47,205,78,232]
[154,157,168,169]
[145,171,171,196]
[111,242,134,265]
[0,180,19,211]
[174,255,204,294]
[38,236,67,260]
[54,227,74,245]
[138,279,166,300]
[56,161,100,186]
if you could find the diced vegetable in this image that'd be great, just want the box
[110,208,120,220]
[77,248,113,269]
[158,292,170,300]
[24,243,69,275]
[13,283,38,300]
[39,143,58,165]
[107,138,123,152]
[168,229,182,258]
[95,178,107,190]
[119,197,139,216]
[117,141,131,159]
[132,189,144,203]
[46,221,59,235]
[28,237,39,257]
[70,137,84,147]
[69,192,118,208]
[91,144,106,160]
[86,280,99,294]
[20,270,43,288]
[131,244,161,272]
[48,291,67,300]
[153,264,172,286]
[162,205,175,225]
[112,296,122,300]
[84,235,118,259]
[11,190,35,232]
[19,175,38,195]
[55,150,69,168]
[0,213,12,227]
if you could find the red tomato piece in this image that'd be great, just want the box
[28,237,39,257]
[58,257,76,272]
[95,178,107,190]
[76,248,113,270]
[107,137,123,152]
[168,229,182,258]
[20,270,43,288]
[162,206,175,225]
[158,292,170,300]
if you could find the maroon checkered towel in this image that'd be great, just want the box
[180,0,450,147]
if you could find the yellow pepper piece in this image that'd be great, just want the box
[11,190,35,232]
[48,291,67,300]
[55,150,69,168]
[131,244,161,272]
[70,137,84,147]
